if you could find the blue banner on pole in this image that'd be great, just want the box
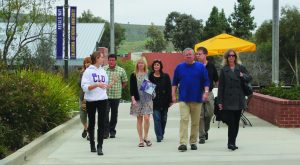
[70,6,77,59]
[56,6,63,59]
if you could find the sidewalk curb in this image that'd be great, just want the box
[0,115,80,165]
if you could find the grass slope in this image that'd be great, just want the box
[118,24,174,54]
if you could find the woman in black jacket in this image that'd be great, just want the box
[130,57,153,147]
[149,60,172,142]
[218,49,252,151]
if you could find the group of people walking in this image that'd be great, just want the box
[78,47,252,156]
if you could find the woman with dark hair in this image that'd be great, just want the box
[218,49,252,151]
[78,57,92,140]
[149,59,172,142]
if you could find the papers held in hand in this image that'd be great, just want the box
[140,79,156,95]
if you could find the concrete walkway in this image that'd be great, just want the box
[23,103,300,165]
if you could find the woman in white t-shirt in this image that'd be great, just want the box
[81,51,115,156]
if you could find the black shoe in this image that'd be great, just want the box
[90,143,96,152]
[110,134,115,138]
[157,137,162,142]
[205,133,208,140]
[178,145,187,152]
[199,139,205,144]
[82,129,87,138]
[87,135,90,141]
[191,144,198,150]
[104,134,109,139]
[97,146,103,155]
[228,144,238,151]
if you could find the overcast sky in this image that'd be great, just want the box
[55,0,300,28]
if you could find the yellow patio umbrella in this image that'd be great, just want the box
[194,33,256,56]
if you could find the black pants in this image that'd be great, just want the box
[86,100,107,148]
[105,99,120,136]
[222,110,242,145]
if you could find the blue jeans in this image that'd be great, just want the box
[153,109,168,141]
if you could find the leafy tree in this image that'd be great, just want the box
[279,6,300,85]
[0,0,56,66]
[14,35,55,70]
[219,9,232,34]
[78,10,125,54]
[99,23,125,53]
[145,23,167,52]
[34,35,55,71]
[164,12,180,42]
[78,9,106,23]
[236,20,273,85]
[203,7,231,40]
[164,11,203,51]
[255,20,272,62]
[229,0,256,39]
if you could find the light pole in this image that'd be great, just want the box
[64,0,69,79]
[272,0,279,86]
[110,0,115,54]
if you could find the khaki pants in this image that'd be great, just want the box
[179,102,202,145]
[199,92,215,139]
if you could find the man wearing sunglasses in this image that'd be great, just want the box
[195,47,219,144]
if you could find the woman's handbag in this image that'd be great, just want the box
[239,65,253,96]
[242,81,253,96]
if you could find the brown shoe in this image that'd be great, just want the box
[144,139,152,146]
[138,142,144,147]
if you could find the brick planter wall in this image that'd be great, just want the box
[248,92,300,127]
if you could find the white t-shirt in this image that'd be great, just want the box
[81,65,108,101]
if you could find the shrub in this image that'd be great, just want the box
[259,85,300,100]
[20,70,79,127]
[66,69,81,97]
[117,60,135,101]
[0,70,78,157]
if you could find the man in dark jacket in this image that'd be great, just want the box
[195,47,219,144]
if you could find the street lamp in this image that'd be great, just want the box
[110,0,115,54]
[272,0,279,86]
[64,0,69,79]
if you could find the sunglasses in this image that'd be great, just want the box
[153,59,161,62]
[228,54,236,57]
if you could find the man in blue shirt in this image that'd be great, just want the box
[172,48,210,152]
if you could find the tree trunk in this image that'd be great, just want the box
[295,49,299,85]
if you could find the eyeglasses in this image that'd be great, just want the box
[184,53,193,56]
[196,53,204,55]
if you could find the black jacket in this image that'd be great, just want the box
[130,73,140,101]
[218,64,252,110]
[206,61,219,91]
[149,72,172,110]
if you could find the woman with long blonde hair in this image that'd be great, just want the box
[218,49,252,151]
[130,57,153,147]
